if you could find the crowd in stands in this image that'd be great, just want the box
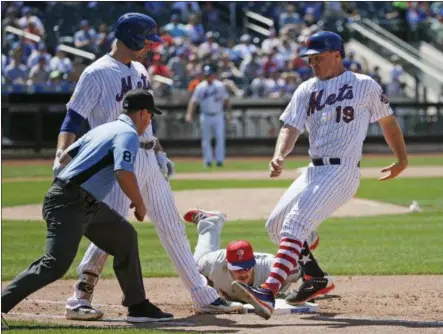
[1,1,440,98]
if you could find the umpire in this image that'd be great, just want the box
[1,89,173,323]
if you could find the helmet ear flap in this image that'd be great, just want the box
[131,34,146,51]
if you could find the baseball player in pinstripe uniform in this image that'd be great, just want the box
[186,65,231,167]
[2,89,174,323]
[183,209,331,304]
[231,31,408,320]
[53,13,243,321]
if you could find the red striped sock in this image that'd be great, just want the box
[261,238,302,296]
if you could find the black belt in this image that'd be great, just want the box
[311,158,360,168]
[140,140,155,150]
[53,178,98,205]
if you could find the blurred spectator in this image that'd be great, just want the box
[164,14,187,38]
[149,54,170,78]
[24,21,43,43]
[4,49,28,84]
[69,56,88,82]
[343,51,362,72]
[217,53,242,80]
[261,29,281,55]
[184,14,205,44]
[369,66,384,89]
[27,43,51,69]
[279,4,302,28]
[188,73,203,92]
[28,56,49,85]
[167,49,187,88]
[239,51,262,82]
[74,20,97,52]
[186,53,202,78]
[390,55,404,82]
[50,46,73,74]
[202,2,220,27]
[12,36,35,63]
[95,23,112,55]
[250,72,266,98]
[233,34,258,60]
[198,31,221,58]
[17,7,45,36]
[224,38,242,63]
[429,10,443,45]
[172,1,201,21]
[282,72,299,98]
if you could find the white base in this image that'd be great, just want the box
[243,299,319,315]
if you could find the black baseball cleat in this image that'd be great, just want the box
[285,276,335,305]
[126,300,173,323]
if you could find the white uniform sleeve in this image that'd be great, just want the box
[279,83,309,133]
[66,70,101,118]
[191,84,203,103]
[368,81,393,123]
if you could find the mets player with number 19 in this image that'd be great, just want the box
[186,65,231,167]
[53,13,242,321]
[231,31,408,320]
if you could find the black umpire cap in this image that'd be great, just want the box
[122,89,163,115]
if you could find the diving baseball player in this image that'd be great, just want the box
[54,13,243,321]
[185,65,231,167]
[2,89,174,323]
[231,31,408,320]
[183,209,333,304]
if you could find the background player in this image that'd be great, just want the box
[185,65,231,167]
[231,31,408,320]
[53,13,243,321]
[2,89,173,323]
[184,209,333,304]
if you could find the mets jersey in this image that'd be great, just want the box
[66,54,155,142]
[197,250,301,300]
[191,79,229,115]
[280,71,393,160]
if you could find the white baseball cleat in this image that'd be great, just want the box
[65,305,104,321]
[183,209,226,224]
[194,297,244,314]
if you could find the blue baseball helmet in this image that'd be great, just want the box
[115,13,162,51]
[300,31,345,58]
[203,65,216,76]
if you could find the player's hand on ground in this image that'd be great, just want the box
[130,202,146,222]
[270,156,284,178]
[185,113,193,123]
[378,161,408,181]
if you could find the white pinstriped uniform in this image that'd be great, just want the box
[265,71,393,256]
[66,54,219,308]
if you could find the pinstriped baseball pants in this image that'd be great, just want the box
[266,160,360,245]
[73,148,219,308]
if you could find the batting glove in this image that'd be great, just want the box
[156,151,175,181]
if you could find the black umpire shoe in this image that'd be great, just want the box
[285,276,335,305]
[126,300,173,323]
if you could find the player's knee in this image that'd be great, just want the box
[41,254,73,280]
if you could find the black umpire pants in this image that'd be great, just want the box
[1,180,146,313]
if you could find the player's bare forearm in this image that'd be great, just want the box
[378,115,408,180]
[57,132,76,151]
[186,100,197,122]
[273,125,301,159]
[379,115,408,164]
[116,170,144,207]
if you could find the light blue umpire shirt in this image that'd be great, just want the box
[57,114,139,201]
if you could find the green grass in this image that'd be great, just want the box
[3,321,193,333]
[2,211,443,281]
[2,177,443,209]
[2,155,443,178]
